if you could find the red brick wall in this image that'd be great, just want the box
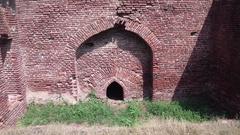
[0,74,8,127]
[210,1,240,114]
[1,0,240,128]
[0,5,25,128]
[17,0,214,103]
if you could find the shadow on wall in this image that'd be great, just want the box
[211,0,240,115]
[0,35,11,64]
[173,0,240,116]
[76,27,153,100]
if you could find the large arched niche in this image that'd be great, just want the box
[75,27,153,100]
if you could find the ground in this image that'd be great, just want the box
[1,119,240,135]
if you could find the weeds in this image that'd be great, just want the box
[145,101,206,122]
[113,101,144,126]
[20,97,230,127]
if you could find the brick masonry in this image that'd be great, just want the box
[0,0,240,127]
[0,4,25,127]
[210,0,240,114]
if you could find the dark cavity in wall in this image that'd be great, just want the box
[0,0,16,10]
[190,32,198,36]
[0,34,11,63]
[114,21,126,29]
[116,12,132,17]
[107,82,124,100]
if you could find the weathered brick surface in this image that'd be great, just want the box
[0,0,240,127]
[0,8,9,35]
[0,2,25,128]
[18,0,214,103]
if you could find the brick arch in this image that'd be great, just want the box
[67,17,160,54]
[68,17,160,100]
[103,77,127,99]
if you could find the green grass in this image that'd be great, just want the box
[146,101,207,122]
[112,101,145,126]
[20,97,229,127]
[21,98,114,126]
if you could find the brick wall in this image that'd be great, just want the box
[18,0,213,103]
[0,4,25,128]
[76,28,153,101]
[210,0,240,114]
[1,0,240,127]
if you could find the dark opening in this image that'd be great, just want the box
[107,82,124,100]
[114,20,126,29]
[190,32,198,36]
[0,35,11,63]
[0,0,16,10]
[85,42,94,47]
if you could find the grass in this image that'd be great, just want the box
[146,101,206,122]
[20,99,145,127]
[145,100,228,122]
[21,98,114,126]
[19,96,231,127]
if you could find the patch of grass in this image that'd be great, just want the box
[145,101,207,122]
[20,97,230,127]
[113,101,145,126]
[145,96,231,122]
[21,98,114,126]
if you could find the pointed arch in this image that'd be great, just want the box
[67,17,160,100]
[66,17,160,53]
[107,81,124,100]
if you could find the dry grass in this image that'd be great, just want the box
[1,119,240,135]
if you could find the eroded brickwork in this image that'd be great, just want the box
[18,0,214,103]
[0,0,240,128]
[0,3,25,128]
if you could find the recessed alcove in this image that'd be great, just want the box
[76,28,153,100]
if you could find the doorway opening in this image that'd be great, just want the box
[106,82,124,100]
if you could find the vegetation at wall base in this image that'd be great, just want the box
[20,97,233,127]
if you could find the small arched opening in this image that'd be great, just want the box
[107,82,124,100]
